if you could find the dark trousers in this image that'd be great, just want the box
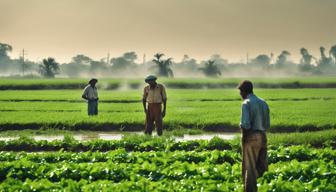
[145,103,163,136]
[242,131,268,192]
[88,100,98,116]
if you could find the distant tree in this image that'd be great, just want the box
[199,60,221,77]
[251,54,271,66]
[0,43,12,59]
[61,63,82,77]
[90,60,108,73]
[182,54,189,62]
[152,53,174,77]
[153,53,164,63]
[299,48,316,71]
[275,50,291,68]
[178,54,198,71]
[330,45,336,64]
[318,47,333,67]
[71,54,92,65]
[300,48,315,65]
[60,54,92,77]
[210,54,228,65]
[111,52,137,70]
[0,43,13,71]
[38,57,60,78]
[123,52,137,61]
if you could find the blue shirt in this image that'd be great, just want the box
[240,94,270,132]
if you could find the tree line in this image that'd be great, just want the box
[0,42,336,78]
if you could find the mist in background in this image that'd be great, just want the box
[0,0,336,77]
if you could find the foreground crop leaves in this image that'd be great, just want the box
[0,143,334,191]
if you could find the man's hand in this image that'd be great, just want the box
[82,95,88,100]
[143,99,147,115]
[162,99,167,118]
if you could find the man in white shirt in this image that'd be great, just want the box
[82,78,99,116]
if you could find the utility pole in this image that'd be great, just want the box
[246,52,249,65]
[21,49,25,76]
[143,54,146,65]
[107,52,110,65]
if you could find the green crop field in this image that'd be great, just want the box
[0,88,335,131]
[0,77,335,191]
[0,134,334,191]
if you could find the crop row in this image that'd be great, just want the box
[0,177,243,192]
[0,145,334,164]
[0,136,238,152]
[259,160,335,192]
[1,77,336,90]
[0,132,335,152]
[0,159,334,191]
[0,136,334,191]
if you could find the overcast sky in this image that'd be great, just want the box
[1,0,335,63]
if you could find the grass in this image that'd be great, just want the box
[0,77,334,191]
[0,88,334,102]
[0,89,334,131]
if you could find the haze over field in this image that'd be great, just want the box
[1,0,336,63]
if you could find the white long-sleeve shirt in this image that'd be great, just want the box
[82,85,98,100]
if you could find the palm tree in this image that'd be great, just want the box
[199,60,221,77]
[330,45,336,65]
[0,43,12,59]
[153,53,164,62]
[253,54,271,66]
[39,57,60,78]
[319,46,332,67]
[275,50,291,68]
[300,48,315,65]
[152,53,174,77]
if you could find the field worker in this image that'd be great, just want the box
[82,78,99,116]
[142,75,167,136]
[238,80,270,192]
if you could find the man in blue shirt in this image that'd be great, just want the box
[238,80,269,192]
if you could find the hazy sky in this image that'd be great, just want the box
[1,0,335,63]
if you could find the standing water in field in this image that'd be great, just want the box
[0,132,238,141]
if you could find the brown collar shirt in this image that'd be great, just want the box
[143,84,167,104]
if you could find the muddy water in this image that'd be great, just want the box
[0,132,238,141]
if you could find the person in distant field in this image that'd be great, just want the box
[238,80,270,192]
[82,78,99,116]
[142,75,167,136]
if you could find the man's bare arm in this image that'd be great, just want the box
[143,99,147,113]
[162,99,167,118]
